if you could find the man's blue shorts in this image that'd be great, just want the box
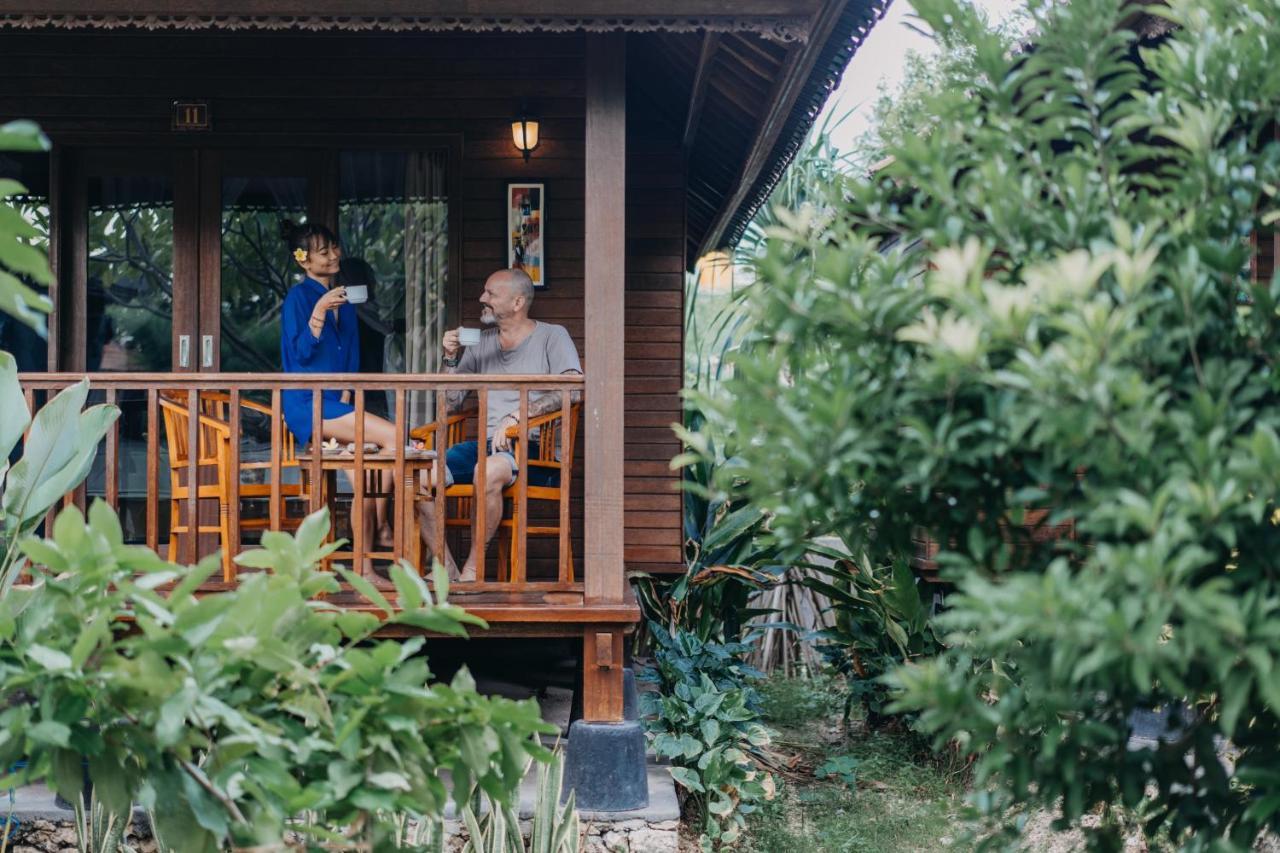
[445,440,561,488]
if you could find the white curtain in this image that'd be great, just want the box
[402,151,450,425]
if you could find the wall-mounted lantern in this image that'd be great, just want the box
[511,104,540,163]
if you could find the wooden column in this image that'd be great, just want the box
[584,33,626,606]
[582,33,627,723]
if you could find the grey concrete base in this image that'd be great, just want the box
[563,719,649,812]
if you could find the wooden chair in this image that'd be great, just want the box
[502,402,582,582]
[158,392,307,577]
[420,403,581,582]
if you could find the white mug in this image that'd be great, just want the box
[458,327,482,347]
[344,285,369,304]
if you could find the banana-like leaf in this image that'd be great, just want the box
[5,394,119,528]
[0,351,31,466]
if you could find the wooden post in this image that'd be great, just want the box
[584,33,626,606]
[583,33,627,724]
[582,629,626,723]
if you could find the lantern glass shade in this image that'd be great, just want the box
[511,119,540,155]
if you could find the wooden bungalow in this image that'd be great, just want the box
[0,0,889,805]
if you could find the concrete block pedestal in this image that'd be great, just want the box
[563,718,649,812]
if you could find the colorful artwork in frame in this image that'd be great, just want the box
[507,182,545,289]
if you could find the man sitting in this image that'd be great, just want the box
[419,268,581,581]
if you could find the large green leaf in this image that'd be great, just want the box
[4,383,118,529]
[0,351,30,482]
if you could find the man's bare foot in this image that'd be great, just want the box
[457,560,477,583]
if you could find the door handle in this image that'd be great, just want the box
[202,335,214,368]
[178,335,190,368]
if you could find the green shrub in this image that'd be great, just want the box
[0,503,553,851]
[639,625,774,849]
[703,0,1280,846]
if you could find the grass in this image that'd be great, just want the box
[743,673,972,853]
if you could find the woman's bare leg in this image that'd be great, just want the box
[319,411,400,548]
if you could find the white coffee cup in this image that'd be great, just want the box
[344,285,368,304]
[458,327,482,346]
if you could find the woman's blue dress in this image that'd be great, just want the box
[281,277,358,446]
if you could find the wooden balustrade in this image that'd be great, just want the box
[17,372,585,599]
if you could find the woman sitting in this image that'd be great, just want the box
[279,220,400,551]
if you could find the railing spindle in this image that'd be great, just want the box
[270,389,282,532]
[310,389,323,516]
[433,387,447,582]
[227,388,242,583]
[104,388,118,511]
[515,387,529,585]
[22,389,32,438]
[474,384,486,586]
[394,388,406,573]
[185,388,199,565]
[353,388,365,577]
[559,390,571,584]
[146,388,158,553]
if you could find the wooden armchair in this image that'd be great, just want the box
[502,402,582,582]
[421,402,581,582]
[158,392,307,578]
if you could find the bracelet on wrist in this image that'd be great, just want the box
[442,354,460,368]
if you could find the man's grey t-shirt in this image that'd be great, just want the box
[456,321,582,441]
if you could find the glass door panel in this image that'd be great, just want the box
[87,174,175,372]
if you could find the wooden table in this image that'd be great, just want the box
[296,447,440,573]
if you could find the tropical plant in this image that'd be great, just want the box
[703,0,1280,846]
[0,503,554,851]
[0,357,120,594]
[802,552,938,725]
[73,787,127,853]
[457,746,580,853]
[0,120,52,336]
[639,624,773,850]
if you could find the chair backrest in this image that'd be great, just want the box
[536,401,582,480]
[157,392,230,477]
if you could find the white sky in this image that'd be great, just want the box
[821,0,1025,155]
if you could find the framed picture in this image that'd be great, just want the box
[507,182,546,289]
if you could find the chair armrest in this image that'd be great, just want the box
[410,410,472,443]
[502,407,569,439]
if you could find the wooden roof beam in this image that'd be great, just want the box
[682,31,721,154]
[698,0,847,253]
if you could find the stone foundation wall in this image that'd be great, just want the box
[7,818,156,853]
[5,816,680,853]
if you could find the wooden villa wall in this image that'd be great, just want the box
[0,28,683,576]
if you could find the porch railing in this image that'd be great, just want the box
[17,372,584,596]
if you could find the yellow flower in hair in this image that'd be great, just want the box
[293,248,308,263]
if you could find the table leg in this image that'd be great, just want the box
[322,470,337,573]
[405,465,421,575]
